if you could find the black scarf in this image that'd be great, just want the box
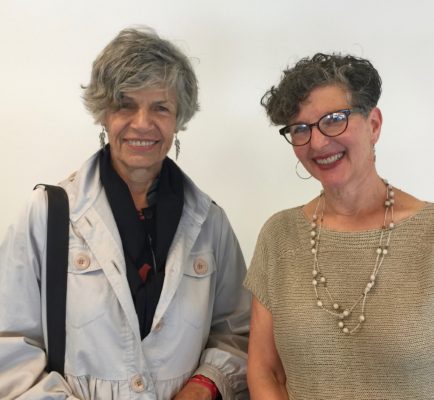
[99,146,184,339]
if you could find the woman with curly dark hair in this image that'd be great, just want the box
[244,53,433,399]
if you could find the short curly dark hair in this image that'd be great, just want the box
[261,53,382,126]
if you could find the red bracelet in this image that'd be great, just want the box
[188,374,219,400]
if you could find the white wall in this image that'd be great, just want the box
[1,0,434,264]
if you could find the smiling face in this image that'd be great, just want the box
[103,86,178,183]
[292,85,382,191]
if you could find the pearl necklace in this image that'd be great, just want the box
[310,180,395,335]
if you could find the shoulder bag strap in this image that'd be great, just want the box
[35,184,69,375]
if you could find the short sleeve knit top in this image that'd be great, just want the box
[244,203,434,400]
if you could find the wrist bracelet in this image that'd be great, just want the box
[189,374,219,400]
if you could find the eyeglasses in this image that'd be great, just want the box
[279,108,363,146]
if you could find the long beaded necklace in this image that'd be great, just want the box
[310,179,395,335]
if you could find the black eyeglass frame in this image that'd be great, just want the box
[279,108,364,146]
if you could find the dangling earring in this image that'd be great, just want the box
[99,126,106,149]
[175,133,180,160]
[295,160,312,180]
[373,145,376,162]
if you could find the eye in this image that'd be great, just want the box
[155,104,169,112]
[290,124,310,136]
[325,112,346,125]
[119,100,135,110]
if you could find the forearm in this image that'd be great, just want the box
[173,377,215,400]
[247,297,288,400]
[194,354,246,400]
[248,373,289,400]
[0,337,77,399]
[13,373,79,400]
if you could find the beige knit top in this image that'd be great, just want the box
[244,203,434,400]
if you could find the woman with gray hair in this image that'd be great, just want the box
[0,27,250,400]
[244,53,434,399]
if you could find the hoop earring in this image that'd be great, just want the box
[99,126,106,149]
[175,133,180,160]
[295,160,312,180]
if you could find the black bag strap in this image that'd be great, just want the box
[35,184,69,375]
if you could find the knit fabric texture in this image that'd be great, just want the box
[244,203,434,400]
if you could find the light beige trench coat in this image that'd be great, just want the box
[0,152,250,400]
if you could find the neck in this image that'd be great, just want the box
[323,173,385,215]
[318,174,390,230]
[116,165,161,210]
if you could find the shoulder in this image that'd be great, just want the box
[179,167,228,229]
[393,189,434,235]
[258,206,304,243]
[246,207,303,307]
[399,201,434,235]
[25,186,49,228]
[178,169,242,250]
[393,188,429,222]
[181,169,212,208]
[249,206,305,269]
[0,187,48,270]
[423,202,434,219]
[419,203,434,242]
[56,152,102,220]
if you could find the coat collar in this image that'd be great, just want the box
[61,150,212,227]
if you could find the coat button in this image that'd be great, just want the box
[130,374,145,392]
[193,258,208,275]
[74,253,90,270]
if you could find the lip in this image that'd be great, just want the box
[124,138,159,149]
[313,151,345,169]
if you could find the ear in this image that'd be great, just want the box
[368,107,382,145]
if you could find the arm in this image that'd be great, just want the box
[177,207,250,400]
[0,189,78,399]
[248,296,288,400]
[173,381,213,400]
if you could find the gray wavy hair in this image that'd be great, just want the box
[261,53,382,125]
[82,27,199,131]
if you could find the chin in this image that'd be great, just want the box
[313,164,348,187]
[316,173,348,190]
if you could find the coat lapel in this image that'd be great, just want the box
[150,175,211,329]
[73,190,142,343]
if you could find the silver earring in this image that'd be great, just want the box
[99,126,106,149]
[295,160,312,180]
[373,145,376,162]
[175,133,180,160]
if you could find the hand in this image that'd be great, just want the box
[172,381,213,400]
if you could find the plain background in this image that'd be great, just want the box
[1,0,434,264]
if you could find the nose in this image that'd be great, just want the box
[309,125,330,149]
[131,107,152,131]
